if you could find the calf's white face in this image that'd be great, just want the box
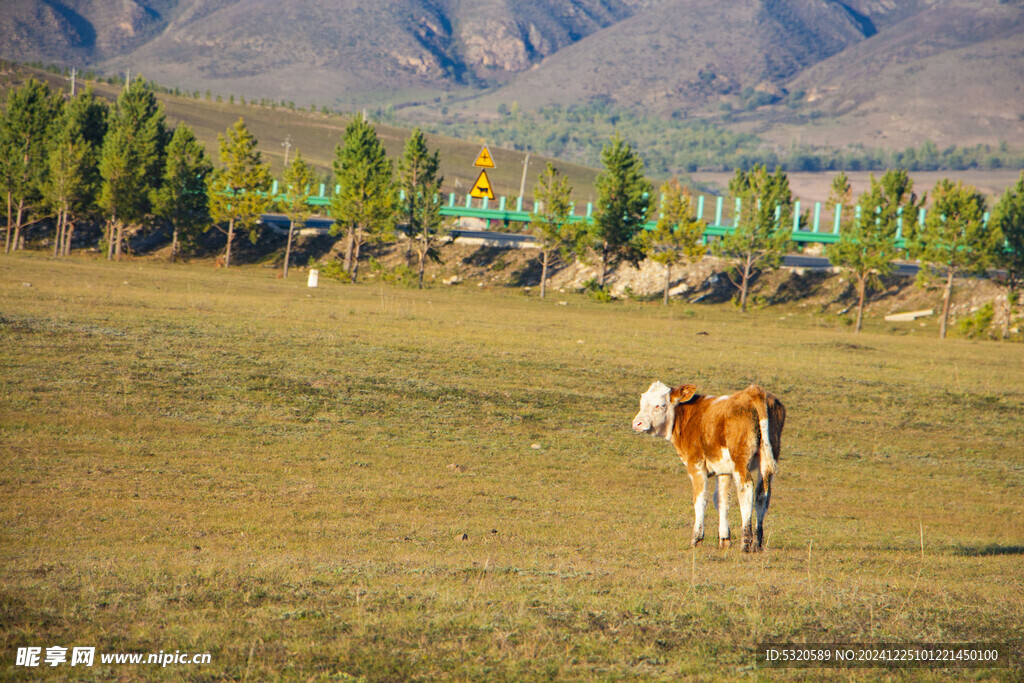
[632,381,673,438]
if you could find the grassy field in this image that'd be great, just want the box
[1,253,1022,681]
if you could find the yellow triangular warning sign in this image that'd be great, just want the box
[474,146,495,168]
[469,169,495,200]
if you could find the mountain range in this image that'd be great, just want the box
[2,0,1023,150]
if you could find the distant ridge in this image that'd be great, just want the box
[1,0,1022,150]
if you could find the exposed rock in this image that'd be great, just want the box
[754,81,785,97]
[390,51,444,77]
[460,20,532,72]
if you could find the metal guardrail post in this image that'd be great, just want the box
[259,191,908,247]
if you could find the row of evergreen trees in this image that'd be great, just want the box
[3,77,1023,339]
[825,169,1024,338]
[528,153,1024,340]
[0,77,201,259]
[0,77,447,285]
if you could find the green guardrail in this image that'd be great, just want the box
[261,182,989,248]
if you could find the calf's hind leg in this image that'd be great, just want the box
[715,474,731,548]
[732,471,756,552]
[754,474,772,550]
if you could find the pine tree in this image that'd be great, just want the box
[531,162,573,299]
[713,165,795,312]
[397,128,443,288]
[911,179,1000,339]
[40,87,107,257]
[988,172,1024,337]
[64,87,109,223]
[330,117,395,283]
[872,168,925,249]
[1,78,63,252]
[206,118,273,267]
[43,121,89,257]
[825,171,853,228]
[588,134,652,288]
[639,178,706,305]
[828,175,900,332]
[98,77,167,260]
[280,150,315,278]
[152,124,213,261]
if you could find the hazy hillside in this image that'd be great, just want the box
[766,0,1024,149]
[466,0,871,113]
[2,0,1022,150]
[0,0,176,62]
[0,64,604,203]
[2,0,636,104]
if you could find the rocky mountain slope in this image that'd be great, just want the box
[3,0,1022,147]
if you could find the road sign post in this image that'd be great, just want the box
[470,145,496,202]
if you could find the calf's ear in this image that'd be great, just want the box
[670,384,698,403]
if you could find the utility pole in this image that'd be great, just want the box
[518,153,531,203]
[281,135,293,167]
[125,68,130,91]
[70,67,76,96]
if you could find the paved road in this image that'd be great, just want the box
[259,216,924,276]
[783,254,920,276]
[261,214,335,231]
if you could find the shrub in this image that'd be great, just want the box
[318,260,349,282]
[957,303,996,339]
[583,278,614,302]
[369,258,419,287]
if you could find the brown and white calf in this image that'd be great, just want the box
[632,382,786,552]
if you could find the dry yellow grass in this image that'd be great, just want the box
[1,252,1021,680]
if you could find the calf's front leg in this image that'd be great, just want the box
[687,466,709,547]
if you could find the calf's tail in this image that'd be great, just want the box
[749,386,783,482]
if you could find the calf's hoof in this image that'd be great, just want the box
[719,537,731,549]
[690,536,703,548]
